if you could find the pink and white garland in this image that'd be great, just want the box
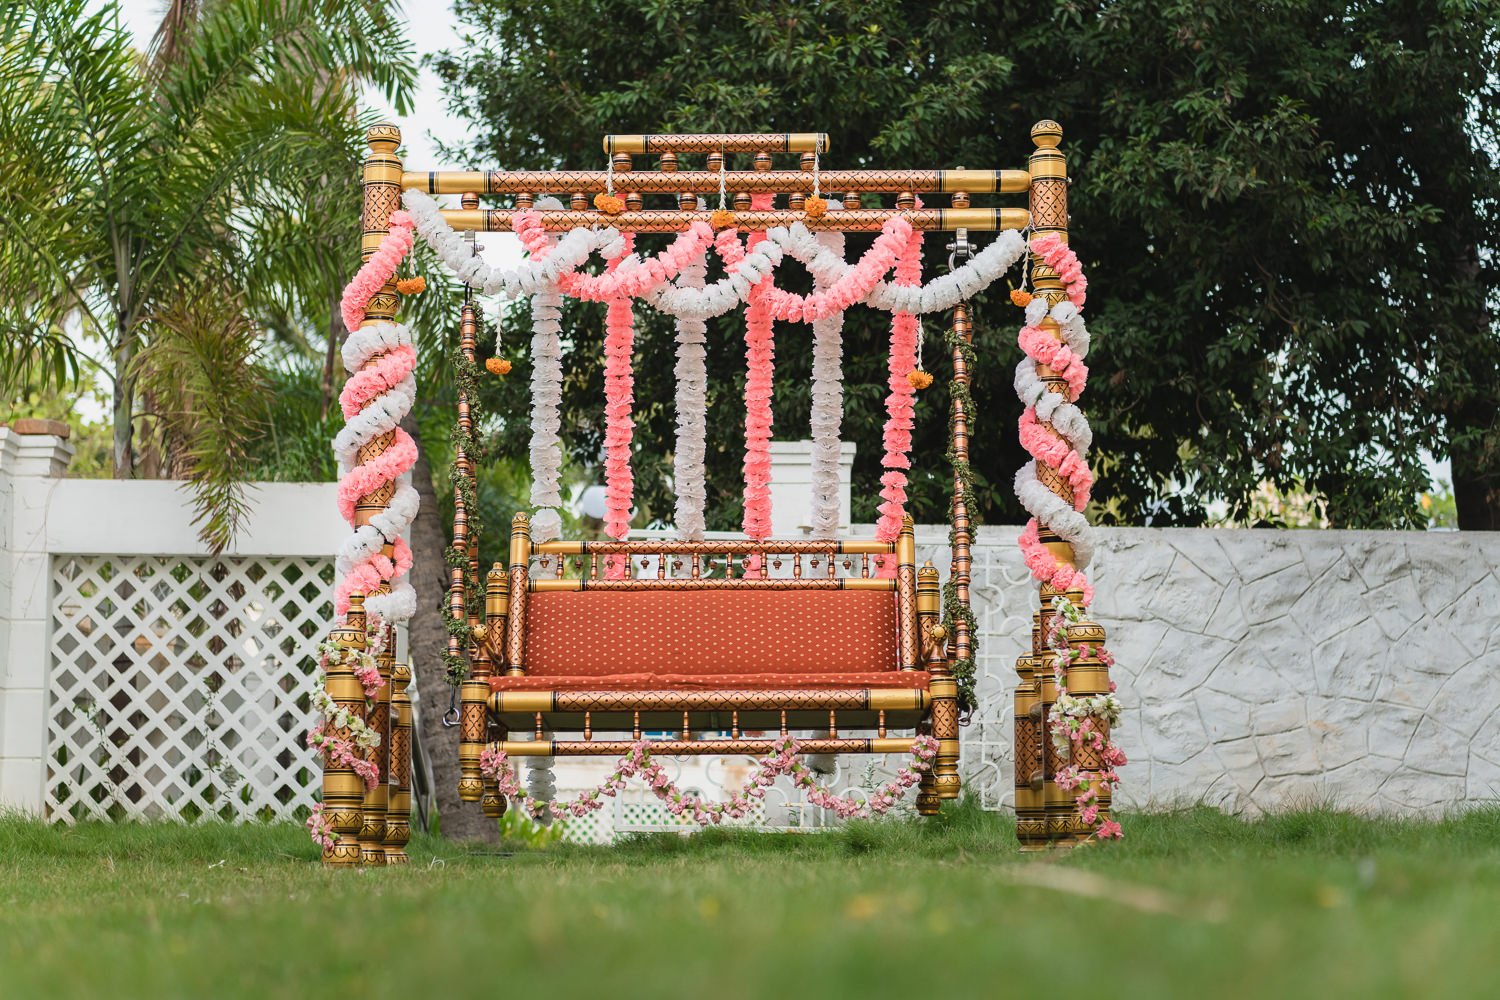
[1045,595,1124,840]
[874,204,925,556]
[480,736,938,826]
[1014,234,1096,603]
[334,216,420,627]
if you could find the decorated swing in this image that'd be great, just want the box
[309,122,1122,866]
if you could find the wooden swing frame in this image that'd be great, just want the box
[325,120,1107,865]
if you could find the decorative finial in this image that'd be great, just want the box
[1031,120,1062,149]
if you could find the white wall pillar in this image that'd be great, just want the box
[767,440,855,536]
[0,421,74,814]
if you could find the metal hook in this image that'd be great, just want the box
[441,687,460,728]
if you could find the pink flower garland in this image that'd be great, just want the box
[741,193,776,553]
[760,218,914,323]
[559,223,715,301]
[341,210,415,333]
[306,803,336,851]
[1031,233,1087,308]
[1017,236,1095,604]
[874,204,925,565]
[479,735,939,827]
[603,238,637,577]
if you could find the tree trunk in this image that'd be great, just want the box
[1452,401,1500,530]
[111,332,136,478]
[403,414,498,841]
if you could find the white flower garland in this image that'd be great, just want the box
[528,198,566,542]
[401,189,626,299]
[672,252,710,540]
[808,219,847,538]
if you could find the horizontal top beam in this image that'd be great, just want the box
[603,132,829,154]
[403,168,1029,196]
[440,206,1030,234]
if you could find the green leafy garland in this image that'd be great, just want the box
[942,315,979,714]
[441,308,492,686]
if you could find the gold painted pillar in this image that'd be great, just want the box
[917,563,960,811]
[1065,616,1114,839]
[359,632,391,865]
[384,660,413,863]
[1023,120,1111,846]
[351,122,405,866]
[1014,622,1045,849]
[321,598,368,867]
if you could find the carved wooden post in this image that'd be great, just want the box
[1065,616,1113,839]
[321,598,368,867]
[917,562,960,811]
[1014,625,1045,848]
[1022,120,1111,845]
[351,122,405,865]
[359,632,391,865]
[384,660,413,863]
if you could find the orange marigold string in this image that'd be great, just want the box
[486,357,512,376]
[1010,288,1033,308]
[711,209,736,231]
[804,195,828,219]
[593,193,625,215]
[395,275,426,295]
[907,369,933,390]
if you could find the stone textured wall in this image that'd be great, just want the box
[914,525,1500,817]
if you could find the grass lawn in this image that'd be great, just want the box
[3,802,1498,999]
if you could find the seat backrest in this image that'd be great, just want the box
[523,589,898,677]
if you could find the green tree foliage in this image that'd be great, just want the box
[0,0,417,549]
[434,0,1500,529]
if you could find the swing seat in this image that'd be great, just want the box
[458,515,957,801]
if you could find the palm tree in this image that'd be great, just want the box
[0,0,416,549]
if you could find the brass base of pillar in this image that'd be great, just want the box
[323,835,362,867]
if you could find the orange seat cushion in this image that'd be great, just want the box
[488,670,930,692]
[518,589,899,677]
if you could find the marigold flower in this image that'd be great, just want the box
[1010,288,1033,308]
[907,369,933,390]
[804,195,828,219]
[486,357,512,376]
[593,193,625,215]
[395,275,426,295]
[711,208,736,230]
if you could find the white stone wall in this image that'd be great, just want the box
[917,524,1500,816]
[5,423,1497,819]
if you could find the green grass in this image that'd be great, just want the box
[3,803,1499,999]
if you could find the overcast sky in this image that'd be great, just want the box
[113,0,524,266]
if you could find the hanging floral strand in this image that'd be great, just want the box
[480,736,938,826]
[874,201,926,563]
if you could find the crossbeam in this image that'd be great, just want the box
[603,132,829,154]
[439,207,1028,233]
[494,737,920,757]
[404,168,1029,196]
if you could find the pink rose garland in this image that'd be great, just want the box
[479,735,939,827]
[874,203,926,564]
[741,193,777,554]
[602,237,637,577]
[340,210,415,334]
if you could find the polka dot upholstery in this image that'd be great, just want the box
[488,670,929,691]
[516,590,900,682]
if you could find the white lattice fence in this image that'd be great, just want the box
[46,555,332,822]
